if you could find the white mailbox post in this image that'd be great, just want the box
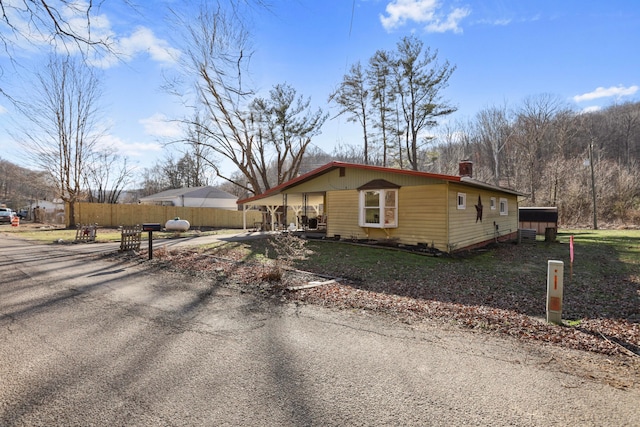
[546,260,564,324]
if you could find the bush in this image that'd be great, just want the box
[260,233,312,283]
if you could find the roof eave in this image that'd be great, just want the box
[237,161,464,205]
[459,177,526,196]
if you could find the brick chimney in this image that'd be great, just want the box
[459,160,473,178]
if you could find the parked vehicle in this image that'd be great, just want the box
[0,209,13,224]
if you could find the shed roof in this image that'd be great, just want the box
[140,186,237,201]
[519,206,558,222]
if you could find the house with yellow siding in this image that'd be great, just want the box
[237,161,524,253]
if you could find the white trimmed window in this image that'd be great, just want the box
[490,197,496,210]
[499,198,508,215]
[359,189,398,228]
[457,193,466,210]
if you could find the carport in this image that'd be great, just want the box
[240,190,325,232]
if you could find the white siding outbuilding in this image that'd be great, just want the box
[139,186,238,210]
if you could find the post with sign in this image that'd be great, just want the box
[546,260,564,324]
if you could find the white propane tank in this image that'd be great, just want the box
[165,217,190,232]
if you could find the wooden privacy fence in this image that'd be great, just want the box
[66,202,262,229]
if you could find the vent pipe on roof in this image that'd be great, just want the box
[459,160,473,178]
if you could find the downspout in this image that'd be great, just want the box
[445,182,450,252]
[516,196,520,238]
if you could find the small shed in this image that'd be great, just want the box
[519,207,558,234]
[139,186,238,210]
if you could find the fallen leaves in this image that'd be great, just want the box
[285,282,639,357]
[132,240,640,360]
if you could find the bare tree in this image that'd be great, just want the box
[172,4,326,195]
[184,113,214,186]
[394,35,457,171]
[543,109,578,205]
[512,94,565,204]
[433,119,474,175]
[164,156,184,189]
[14,55,103,227]
[575,111,603,229]
[168,3,253,191]
[329,62,371,164]
[474,104,513,185]
[137,165,169,197]
[367,50,396,167]
[249,83,327,188]
[0,158,16,203]
[602,102,640,167]
[331,143,367,164]
[297,146,334,173]
[0,0,115,49]
[84,148,134,204]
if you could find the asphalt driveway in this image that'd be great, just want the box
[1,235,638,426]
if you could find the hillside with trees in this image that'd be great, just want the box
[331,98,640,227]
[0,158,56,209]
[444,98,640,227]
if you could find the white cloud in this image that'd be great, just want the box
[380,0,437,30]
[88,26,180,68]
[573,85,639,103]
[139,113,183,138]
[426,7,471,33]
[96,134,162,158]
[475,18,511,26]
[117,27,180,64]
[380,0,470,33]
[0,105,7,114]
[580,106,602,114]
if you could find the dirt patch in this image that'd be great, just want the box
[0,221,65,231]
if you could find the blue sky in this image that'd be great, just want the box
[1,0,638,182]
